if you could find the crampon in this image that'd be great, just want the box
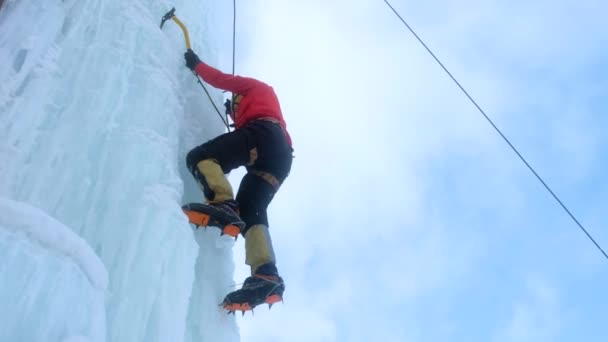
[223,294,283,315]
[182,202,244,238]
[222,275,285,314]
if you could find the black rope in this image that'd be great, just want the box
[381,0,608,261]
[195,1,237,132]
[193,72,229,128]
[232,0,236,75]
[190,2,240,132]
[224,0,237,129]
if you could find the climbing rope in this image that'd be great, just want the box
[194,0,238,132]
[232,0,237,76]
[193,75,229,129]
[381,0,608,261]
[224,0,237,128]
[215,0,238,131]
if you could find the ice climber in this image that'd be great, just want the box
[183,48,293,312]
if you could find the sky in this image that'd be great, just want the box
[200,0,608,341]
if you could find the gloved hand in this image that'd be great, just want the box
[184,49,201,70]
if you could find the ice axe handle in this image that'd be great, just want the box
[172,16,191,49]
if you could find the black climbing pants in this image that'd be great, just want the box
[186,119,293,232]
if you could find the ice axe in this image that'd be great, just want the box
[160,7,191,49]
[160,7,229,129]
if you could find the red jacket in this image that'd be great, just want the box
[194,62,292,146]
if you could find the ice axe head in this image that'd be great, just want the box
[160,7,192,50]
[160,7,176,28]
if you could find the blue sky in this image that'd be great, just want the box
[200,0,608,341]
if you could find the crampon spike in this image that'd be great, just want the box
[265,294,283,306]
[223,302,252,312]
[223,224,241,238]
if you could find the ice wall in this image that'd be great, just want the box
[0,0,239,341]
[0,198,107,342]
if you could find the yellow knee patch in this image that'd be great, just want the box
[197,159,234,202]
[245,224,276,274]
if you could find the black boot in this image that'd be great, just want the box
[182,200,245,237]
[222,264,285,312]
[207,199,243,227]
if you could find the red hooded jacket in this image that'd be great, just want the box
[194,62,292,146]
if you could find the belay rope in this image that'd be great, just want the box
[221,0,238,130]
[227,0,237,127]
[160,7,236,131]
[381,0,608,261]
